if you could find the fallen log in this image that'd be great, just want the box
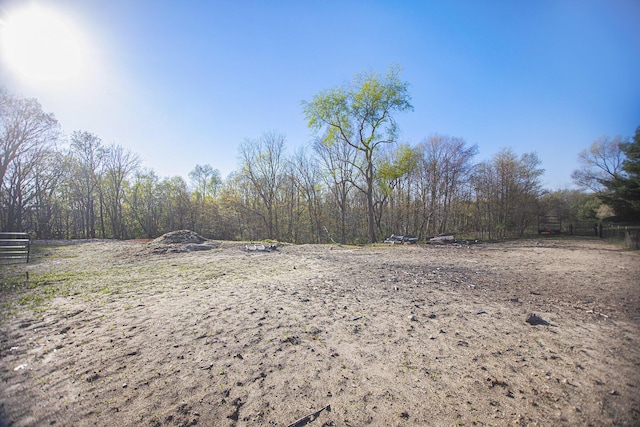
[429,234,456,244]
[383,234,418,244]
[243,242,278,252]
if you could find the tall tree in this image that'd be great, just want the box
[571,136,625,192]
[290,148,324,243]
[69,131,104,238]
[600,126,640,220]
[1,155,32,231]
[29,150,66,238]
[313,136,357,243]
[238,131,286,239]
[303,65,413,242]
[414,135,477,236]
[129,169,162,238]
[473,149,544,238]
[101,144,139,238]
[1,91,59,231]
[0,90,59,189]
[189,164,222,236]
[158,176,192,232]
[218,172,259,240]
[375,143,419,236]
[189,164,221,200]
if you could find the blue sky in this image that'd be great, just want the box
[1,0,639,189]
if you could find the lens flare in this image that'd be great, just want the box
[1,5,85,82]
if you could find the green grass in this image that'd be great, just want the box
[1,264,103,318]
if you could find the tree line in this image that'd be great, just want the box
[1,69,637,243]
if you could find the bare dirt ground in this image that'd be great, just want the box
[1,237,639,426]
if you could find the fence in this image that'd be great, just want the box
[566,222,640,250]
[0,232,30,262]
[601,225,640,249]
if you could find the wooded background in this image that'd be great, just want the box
[1,85,635,244]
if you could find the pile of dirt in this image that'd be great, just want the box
[147,230,220,254]
[151,230,206,244]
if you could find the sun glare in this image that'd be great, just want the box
[1,5,85,83]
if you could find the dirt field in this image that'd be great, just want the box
[1,237,639,426]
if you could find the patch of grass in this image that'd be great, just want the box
[17,284,66,309]
[26,271,85,288]
[30,244,78,259]
[2,270,96,314]
[0,274,28,292]
[0,301,16,319]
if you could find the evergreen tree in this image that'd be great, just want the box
[600,126,640,220]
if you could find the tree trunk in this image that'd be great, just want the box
[363,147,374,243]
